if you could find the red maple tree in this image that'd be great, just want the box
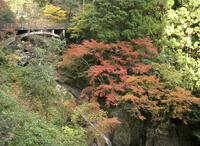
[60,38,200,124]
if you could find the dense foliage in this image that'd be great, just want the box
[159,0,200,96]
[0,89,87,145]
[0,0,15,23]
[0,37,90,145]
[68,0,163,43]
[1,0,200,144]
[60,39,200,125]
[0,35,121,145]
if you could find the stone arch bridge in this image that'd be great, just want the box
[0,22,70,48]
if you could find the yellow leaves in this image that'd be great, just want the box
[42,4,67,23]
[36,17,46,23]
[63,100,69,106]
[68,4,94,38]
[6,54,20,68]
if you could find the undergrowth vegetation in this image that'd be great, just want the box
[0,37,90,145]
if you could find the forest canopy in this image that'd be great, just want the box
[1,0,200,145]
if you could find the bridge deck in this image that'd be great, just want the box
[0,23,69,31]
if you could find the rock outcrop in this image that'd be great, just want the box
[111,111,200,146]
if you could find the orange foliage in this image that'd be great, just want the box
[0,0,9,9]
[15,18,20,23]
[60,38,200,124]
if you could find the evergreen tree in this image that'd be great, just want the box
[0,0,15,23]
[68,0,163,43]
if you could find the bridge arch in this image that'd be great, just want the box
[20,31,60,39]
[1,31,61,48]
[0,22,68,48]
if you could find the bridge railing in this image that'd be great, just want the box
[0,22,69,30]
[0,23,15,30]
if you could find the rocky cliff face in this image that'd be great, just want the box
[111,111,200,146]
